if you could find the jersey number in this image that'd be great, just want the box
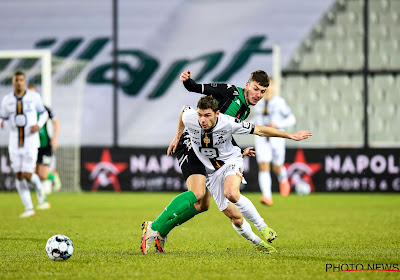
[200,147,219,159]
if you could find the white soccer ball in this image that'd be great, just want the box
[45,234,74,261]
[295,180,311,195]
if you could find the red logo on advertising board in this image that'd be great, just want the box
[84,149,128,192]
[284,149,322,192]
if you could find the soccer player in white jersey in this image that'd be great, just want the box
[141,96,311,254]
[253,79,296,205]
[0,71,50,217]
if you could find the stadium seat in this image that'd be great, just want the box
[346,0,363,12]
[324,25,345,39]
[369,52,389,69]
[378,40,399,54]
[313,40,334,53]
[370,0,390,12]
[344,53,364,70]
[389,54,400,68]
[369,25,390,39]
[390,0,400,10]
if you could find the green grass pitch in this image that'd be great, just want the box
[1,192,399,279]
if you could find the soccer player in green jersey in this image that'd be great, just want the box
[28,85,61,193]
[142,70,276,254]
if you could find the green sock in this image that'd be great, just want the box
[152,191,198,235]
[47,172,55,181]
[159,202,199,237]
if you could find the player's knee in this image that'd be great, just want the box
[194,200,209,213]
[224,190,240,203]
[192,188,206,200]
[231,216,243,227]
[259,162,270,172]
[198,203,209,213]
[272,165,282,174]
[16,173,23,180]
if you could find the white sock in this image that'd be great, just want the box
[277,166,288,182]
[29,173,46,204]
[258,171,272,199]
[232,219,261,246]
[15,179,34,211]
[234,195,267,231]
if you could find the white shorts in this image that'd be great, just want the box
[254,135,286,166]
[206,158,244,212]
[9,148,38,173]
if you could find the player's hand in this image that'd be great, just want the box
[0,119,4,129]
[180,70,191,82]
[30,125,39,133]
[289,130,312,141]
[167,137,179,156]
[242,147,256,158]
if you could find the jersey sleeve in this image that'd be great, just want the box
[45,106,54,119]
[229,116,255,135]
[181,105,196,126]
[0,96,9,119]
[35,92,46,114]
[183,79,238,100]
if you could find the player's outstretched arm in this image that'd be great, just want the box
[167,105,187,156]
[253,125,311,141]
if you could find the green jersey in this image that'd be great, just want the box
[38,106,54,148]
[183,80,250,120]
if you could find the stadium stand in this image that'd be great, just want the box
[284,0,400,148]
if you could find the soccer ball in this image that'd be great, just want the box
[295,180,311,195]
[45,234,74,261]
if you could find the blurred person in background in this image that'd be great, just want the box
[253,79,296,205]
[0,71,50,217]
[27,85,61,193]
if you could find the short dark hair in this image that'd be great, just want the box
[197,96,219,113]
[249,70,270,88]
[14,71,25,77]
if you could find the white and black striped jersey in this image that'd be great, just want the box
[1,89,46,150]
[182,106,255,172]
